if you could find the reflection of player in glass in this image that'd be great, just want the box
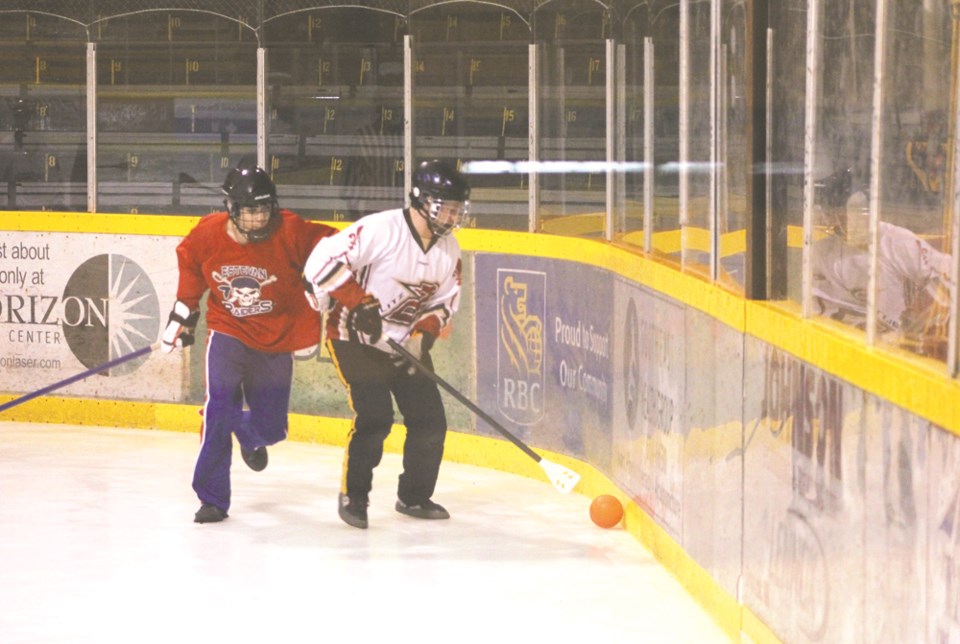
[905,109,948,205]
[163,165,337,524]
[303,159,469,530]
[11,97,30,151]
[343,107,402,220]
[812,167,953,358]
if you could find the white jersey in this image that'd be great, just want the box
[812,222,952,332]
[303,208,462,352]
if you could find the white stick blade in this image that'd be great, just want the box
[539,458,580,494]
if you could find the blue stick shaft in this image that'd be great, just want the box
[0,343,156,413]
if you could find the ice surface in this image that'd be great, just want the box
[0,423,730,643]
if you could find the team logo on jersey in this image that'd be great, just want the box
[384,281,440,326]
[213,266,276,317]
[61,254,160,375]
[497,269,545,425]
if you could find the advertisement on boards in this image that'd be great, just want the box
[474,254,613,462]
[0,232,181,401]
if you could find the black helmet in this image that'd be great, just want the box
[409,159,471,237]
[222,165,279,242]
[814,167,853,209]
[814,167,862,240]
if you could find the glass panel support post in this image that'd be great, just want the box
[644,37,654,253]
[866,0,890,346]
[801,0,823,319]
[405,35,413,208]
[605,38,616,241]
[529,43,540,233]
[87,42,97,213]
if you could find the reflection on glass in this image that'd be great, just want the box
[649,5,681,260]
[795,0,956,362]
[805,2,876,336]
[718,2,749,293]
[534,0,608,237]
[681,0,712,279]
[412,5,530,231]
[96,11,257,215]
[877,2,954,360]
[265,9,405,221]
[812,173,952,360]
[0,1,954,366]
[619,3,649,249]
[0,14,86,212]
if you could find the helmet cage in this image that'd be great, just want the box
[223,166,279,243]
[227,197,279,243]
[419,194,470,237]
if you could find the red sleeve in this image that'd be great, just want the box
[330,278,368,310]
[413,315,442,338]
[283,213,339,265]
[175,231,208,310]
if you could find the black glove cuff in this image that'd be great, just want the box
[420,332,436,353]
[169,308,200,328]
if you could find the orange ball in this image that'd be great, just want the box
[589,494,623,528]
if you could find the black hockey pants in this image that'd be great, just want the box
[327,339,448,505]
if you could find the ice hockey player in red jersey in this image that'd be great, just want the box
[303,159,469,529]
[162,165,337,524]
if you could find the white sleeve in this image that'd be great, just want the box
[303,223,366,295]
[882,226,951,287]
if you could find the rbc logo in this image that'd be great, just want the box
[497,270,545,425]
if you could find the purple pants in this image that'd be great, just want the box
[192,331,293,511]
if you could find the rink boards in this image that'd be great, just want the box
[1,211,959,643]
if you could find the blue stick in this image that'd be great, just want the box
[0,343,157,413]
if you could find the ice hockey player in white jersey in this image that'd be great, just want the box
[303,159,469,529]
[812,168,952,357]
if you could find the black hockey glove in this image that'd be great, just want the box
[162,301,200,353]
[347,295,382,343]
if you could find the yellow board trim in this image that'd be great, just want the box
[460,225,958,437]
[5,210,200,236]
[4,211,956,435]
[746,301,960,434]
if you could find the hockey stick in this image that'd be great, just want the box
[0,342,159,413]
[387,338,580,494]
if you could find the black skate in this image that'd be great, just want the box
[194,503,228,524]
[395,498,450,520]
[241,445,268,472]
[338,493,368,529]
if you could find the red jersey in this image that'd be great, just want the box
[175,210,337,353]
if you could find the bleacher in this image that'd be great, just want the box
[0,4,615,227]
